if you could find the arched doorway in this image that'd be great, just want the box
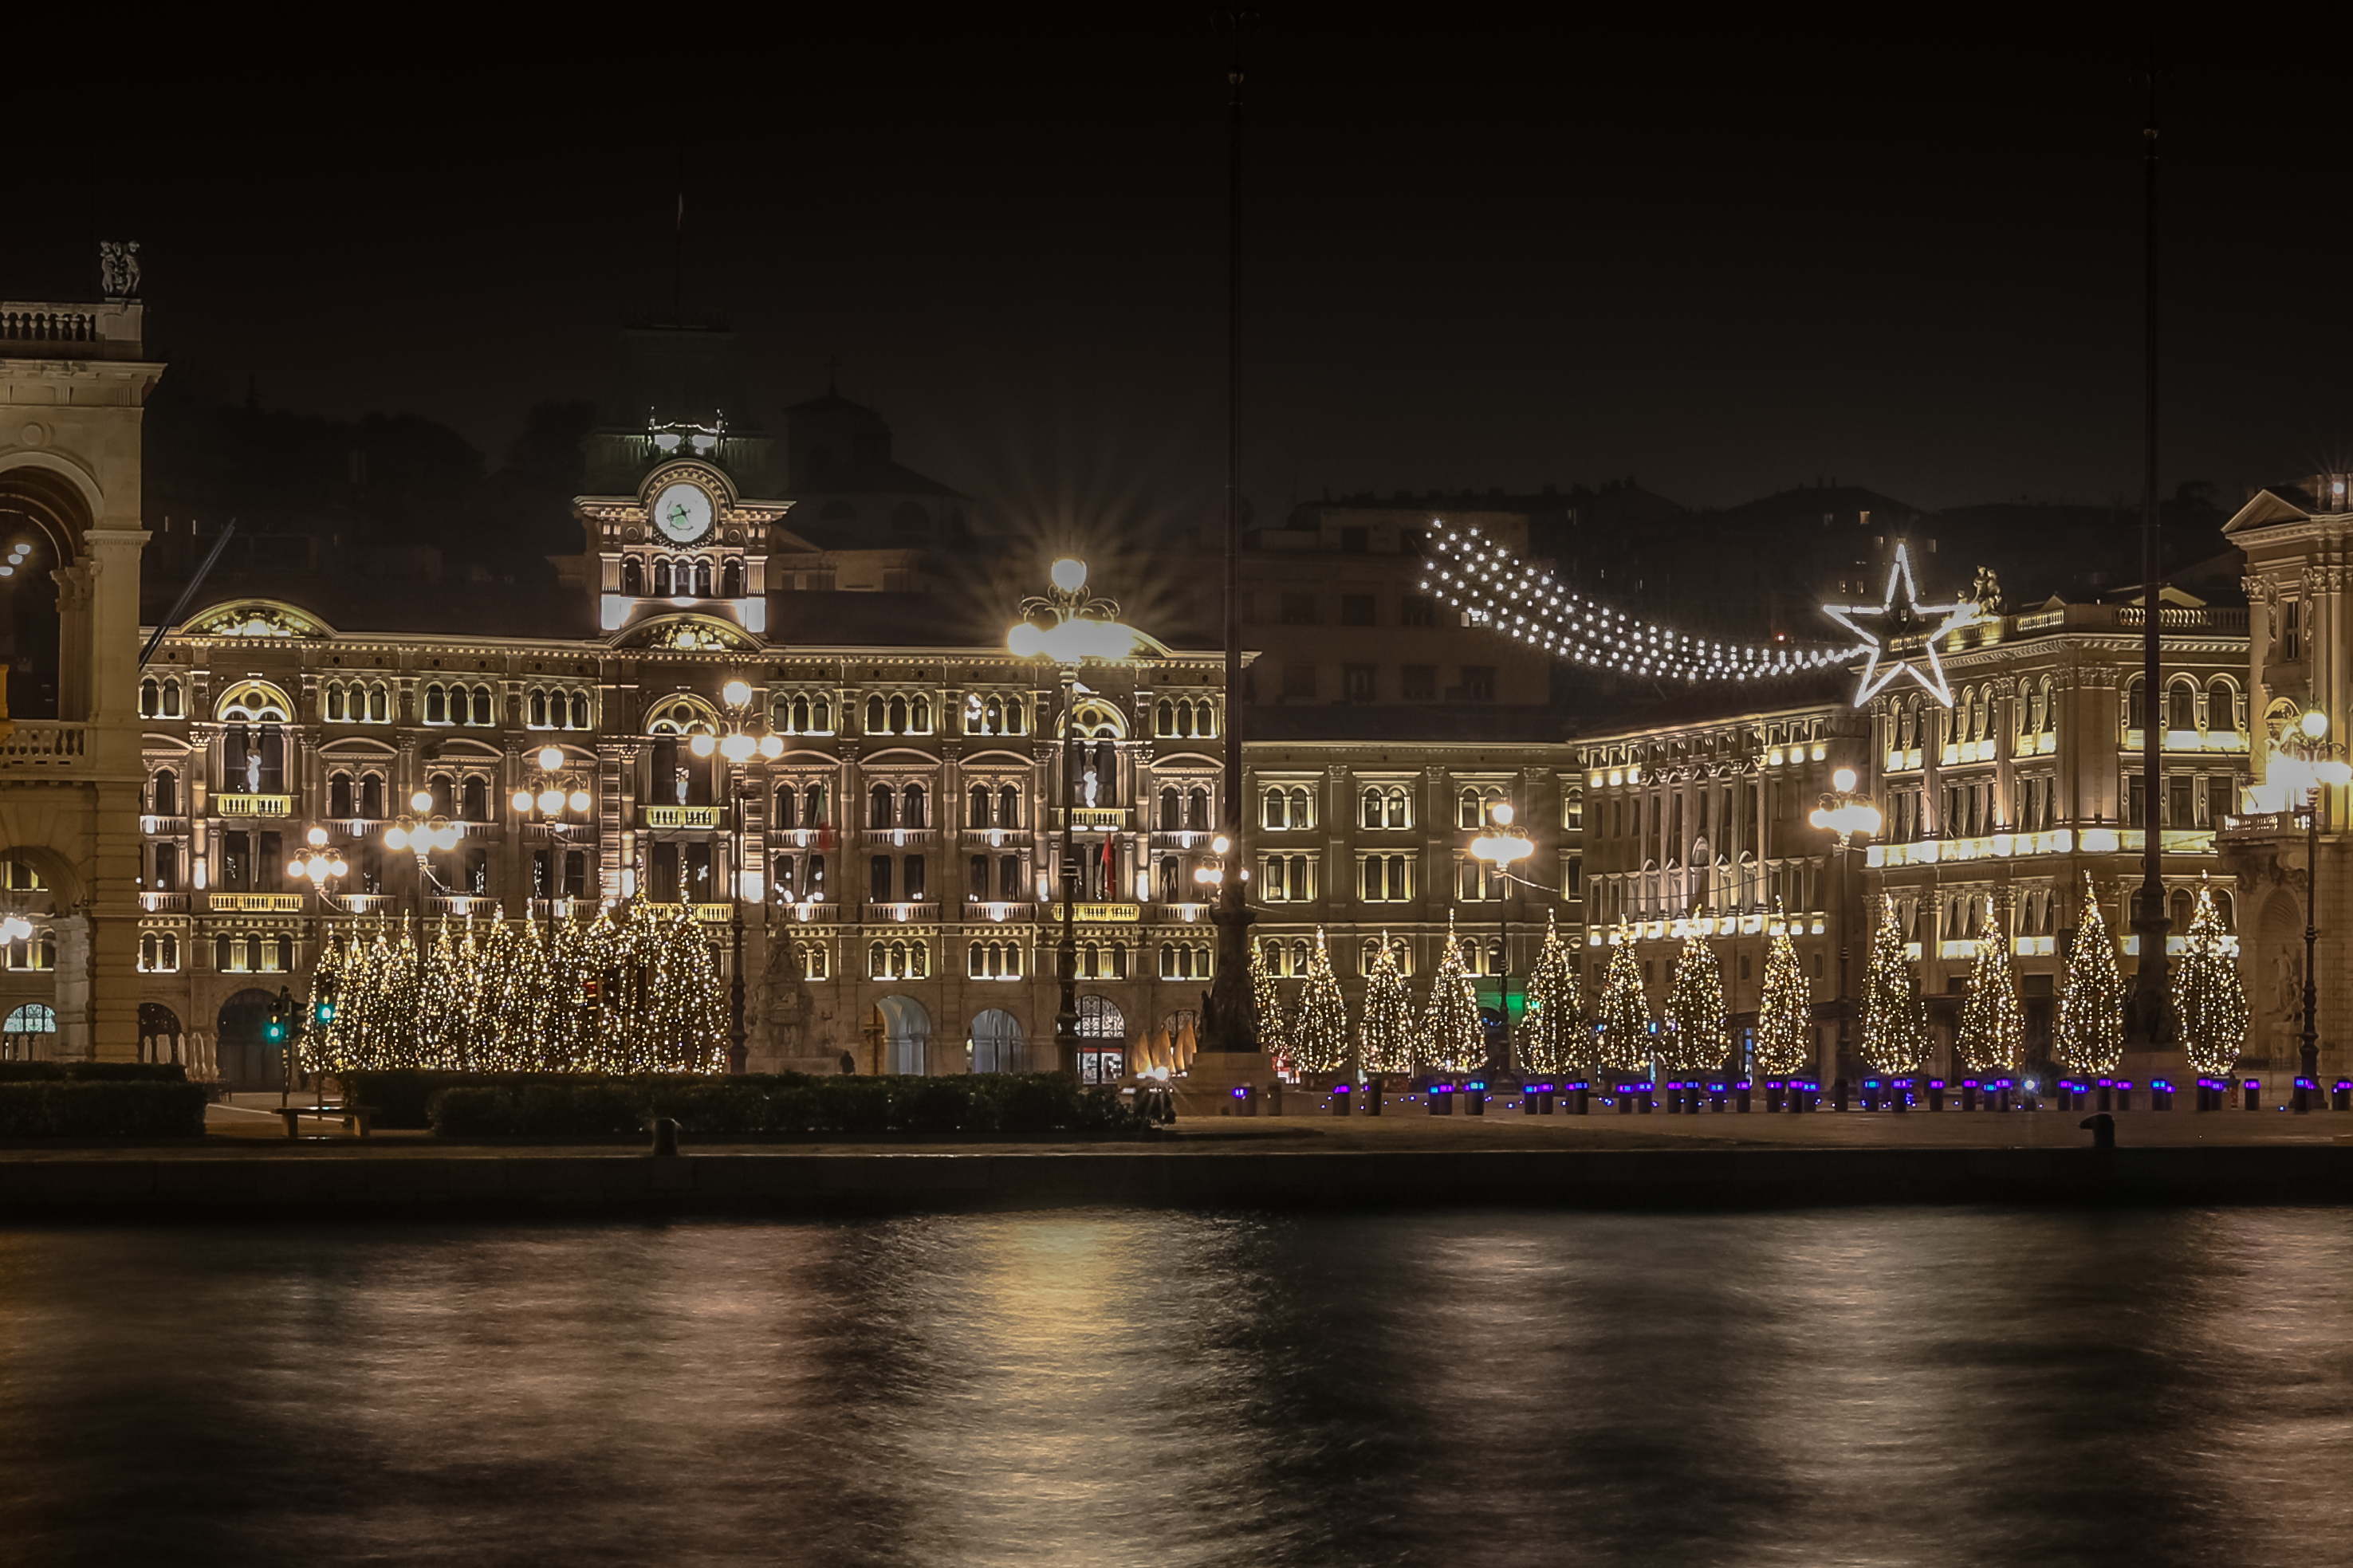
[874,994,931,1075]
[216,987,285,1091]
[969,1008,1024,1074]
[2,1002,55,1061]
[138,1003,184,1066]
[1076,993,1125,1085]
[0,463,84,720]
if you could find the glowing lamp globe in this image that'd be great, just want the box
[722,678,754,708]
[568,789,592,813]
[385,827,409,851]
[1007,623,1047,659]
[759,734,783,759]
[306,826,329,848]
[538,745,565,772]
[2304,709,2331,741]
[513,788,535,812]
[1832,766,1859,792]
[1491,802,1515,827]
[1050,558,1088,591]
[1213,835,1231,855]
[410,789,433,814]
[286,859,304,878]
[721,732,755,763]
[330,859,348,878]
[689,732,717,758]
[538,788,566,814]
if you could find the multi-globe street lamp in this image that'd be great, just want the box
[2277,708,2352,1112]
[1009,557,1159,1078]
[691,678,784,1074]
[1469,802,1535,1073]
[1809,767,1883,1080]
[384,790,462,912]
[283,826,348,1103]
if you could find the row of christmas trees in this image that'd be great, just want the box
[305,902,730,1074]
[1251,879,2247,1082]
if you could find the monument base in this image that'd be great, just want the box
[1175,1050,1276,1118]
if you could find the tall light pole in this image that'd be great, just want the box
[2127,64,2174,1047]
[1810,767,1883,1079]
[697,680,782,1075]
[1470,801,1534,1075]
[286,826,347,1102]
[1010,557,1160,1079]
[2280,709,2351,1111]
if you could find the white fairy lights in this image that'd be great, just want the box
[1420,525,1864,684]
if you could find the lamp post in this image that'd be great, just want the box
[2280,709,2351,1111]
[284,826,348,1105]
[1470,801,1535,1075]
[384,790,463,915]
[1009,556,1160,1079]
[699,679,783,1075]
[1809,767,1883,1081]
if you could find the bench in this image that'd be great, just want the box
[274,1103,376,1139]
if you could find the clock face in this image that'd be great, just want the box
[652,482,714,544]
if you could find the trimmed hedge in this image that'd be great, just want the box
[0,1080,207,1138]
[418,1071,1143,1139]
[0,1061,189,1084]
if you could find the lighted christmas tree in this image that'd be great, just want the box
[1955,907,2024,1075]
[2172,878,2248,1079]
[1289,927,1351,1075]
[1660,932,1729,1077]
[1420,917,1485,1075]
[1251,939,1293,1075]
[1859,898,1930,1076]
[2056,876,2125,1076]
[1519,910,1582,1076]
[1592,929,1655,1074]
[1359,933,1415,1075]
[1752,914,1813,1080]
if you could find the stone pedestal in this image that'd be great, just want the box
[1175,1050,1274,1118]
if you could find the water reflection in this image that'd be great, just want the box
[0,1209,2348,1565]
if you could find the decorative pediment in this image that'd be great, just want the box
[184,599,335,640]
[613,614,760,653]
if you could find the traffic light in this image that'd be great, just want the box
[263,990,292,1045]
[312,971,337,1026]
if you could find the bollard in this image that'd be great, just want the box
[1331,1083,1352,1117]
[2096,1079,2114,1114]
[1266,1080,1285,1118]
[2114,1079,2134,1112]
[1708,1081,1728,1113]
[1665,1079,1684,1114]
[2337,1080,2353,1112]
[1927,1079,1946,1112]
[1229,1084,1258,1117]
[1960,1079,1977,1113]
[2080,1110,2115,1149]
[649,1116,680,1157]
[2244,1078,2261,1112]
[1765,1080,1784,1113]
[2150,1079,2174,1111]
[1735,1079,1753,1113]
[1615,1083,1635,1114]
[1465,1080,1488,1117]
[1427,1083,1454,1115]
[1570,1081,1590,1114]
[1891,1080,1909,1114]
[1637,1081,1656,1114]
[1997,1081,2013,1114]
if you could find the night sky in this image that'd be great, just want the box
[15,17,2352,528]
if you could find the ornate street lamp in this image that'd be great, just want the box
[1809,767,1883,1079]
[2278,709,2352,1111]
[698,678,783,1074]
[1009,557,1160,1078]
[384,789,462,912]
[1470,801,1535,1073]
[284,825,349,1106]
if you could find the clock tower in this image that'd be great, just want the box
[573,322,793,638]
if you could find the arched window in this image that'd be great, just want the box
[806,784,827,825]
[2214,890,2235,930]
[871,784,894,828]
[139,678,159,717]
[368,685,388,723]
[652,560,673,596]
[623,558,643,595]
[529,692,549,727]
[360,774,385,819]
[1005,698,1025,735]
[462,776,488,820]
[910,696,931,733]
[1187,787,1208,831]
[1156,699,1175,737]
[424,685,448,725]
[982,696,1003,734]
[430,774,455,815]
[789,696,810,733]
[152,768,179,816]
[328,683,350,723]
[867,697,886,733]
[1160,787,1180,830]
[903,784,928,828]
[722,560,744,598]
[970,785,992,828]
[472,686,494,725]
[694,560,713,597]
[2168,681,2197,733]
[2209,679,2240,733]
[999,784,1021,827]
[570,692,590,729]
[810,697,831,733]
[2127,678,2145,733]
[775,785,797,829]
[888,696,908,734]
[328,772,353,818]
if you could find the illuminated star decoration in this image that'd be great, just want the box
[1820,542,1989,708]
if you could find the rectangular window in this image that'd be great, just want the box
[1000,854,1022,900]
[870,855,892,903]
[1343,664,1376,703]
[2127,774,2147,830]
[1564,855,1583,895]
[1402,664,1437,701]
[1281,662,1318,701]
[651,843,679,904]
[1340,594,1376,626]
[683,843,711,902]
[904,855,927,902]
[2284,599,2304,662]
[1359,854,1411,902]
[1402,594,1436,627]
[2167,775,2194,829]
[1461,666,1496,702]
[1280,592,1318,625]
[2208,774,2236,827]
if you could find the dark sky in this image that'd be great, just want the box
[18,15,2353,529]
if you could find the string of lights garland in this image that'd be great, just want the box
[1290,927,1350,1075]
[1359,934,1415,1075]
[1418,525,1865,683]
